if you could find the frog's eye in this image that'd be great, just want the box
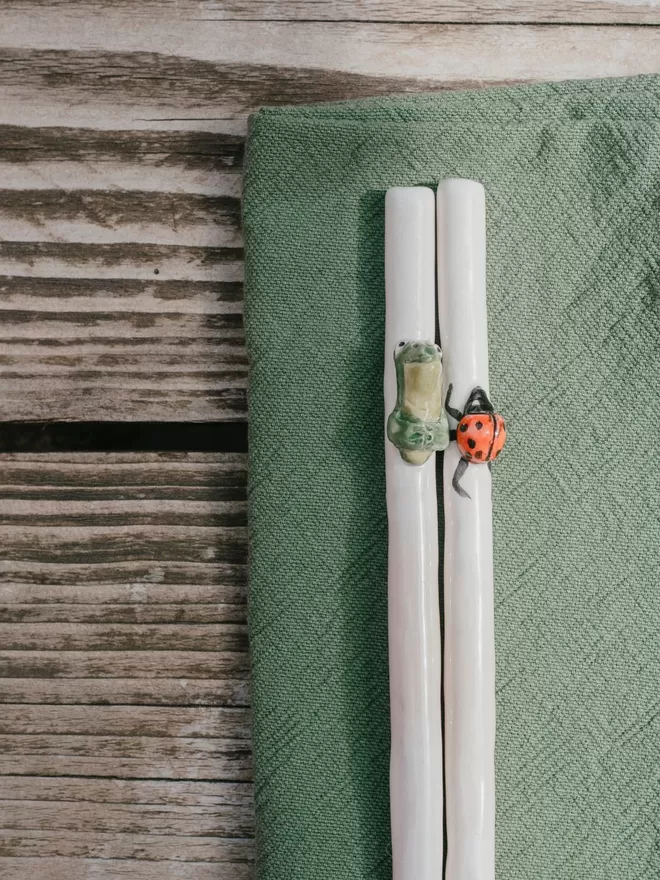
[396,340,406,349]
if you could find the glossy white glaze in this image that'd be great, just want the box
[437,179,496,880]
[384,186,443,880]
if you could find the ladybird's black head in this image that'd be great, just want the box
[464,386,494,415]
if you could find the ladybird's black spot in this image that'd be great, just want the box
[475,450,483,460]
[459,423,468,433]
[475,421,483,430]
[468,438,476,450]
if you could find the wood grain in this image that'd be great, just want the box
[0,650,249,677]
[0,677,250,705]
[0,735,253,780]
[0,794,253,836]
[1,0,660,25]
[0,833,254,864]
[0,19,659,419]
[1,22,660,129]
[0,705,252,737]
[0,453,254,874]
[0,603,246,622]
[0,858,254,880]
[186,0,660,23]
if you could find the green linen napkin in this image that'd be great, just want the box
[243,76,660,880]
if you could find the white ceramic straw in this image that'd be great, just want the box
[437,178,496,880]
[384,187,444,880]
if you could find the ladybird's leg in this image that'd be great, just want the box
[444,383,464,423]
[452,457,470,499]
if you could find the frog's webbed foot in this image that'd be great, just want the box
[452,457,470,498]
[388,412,446,465]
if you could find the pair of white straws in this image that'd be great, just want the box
[385,181,495,880]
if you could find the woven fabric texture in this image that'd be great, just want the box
[243,76,660,880]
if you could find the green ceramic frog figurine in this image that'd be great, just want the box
[387,340,450,465]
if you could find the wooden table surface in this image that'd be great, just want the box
[1,2,659,877]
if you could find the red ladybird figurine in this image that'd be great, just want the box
[444,384,506,498]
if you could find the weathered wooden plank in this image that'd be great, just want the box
[3,164,241,200]
[0,451,247,484]
[0,603,246,623]
[0,22,657,131]
[0,832,254,864]
[0,113,247,419]
[0,650,249,678]
[1,776,253,809]
[1,0,659,24]
[0,242,243,281]
[0,22,658,418]
[0,622,247,651]
[0,581,246,604]
[0,799,253,837]
[0,455,249,599]
[0,125,243,170]
[0,276,243,316]
[0,453,253,876]
[0,468,247,501]
[1,776,253,805]
[0,736,253,780]
[0,189,241,246]
[0,528,246,564]
[0,510,246,529]
[0,497,248,523]
[0,247,246,421]
[0,705,251,738]
[0,562,245,585]
[0,459,249,581]
[0,858,253,880]
[0,455,247,522]
[0,677,250,706]
[0,228,245,419]
[169,0,660,24]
